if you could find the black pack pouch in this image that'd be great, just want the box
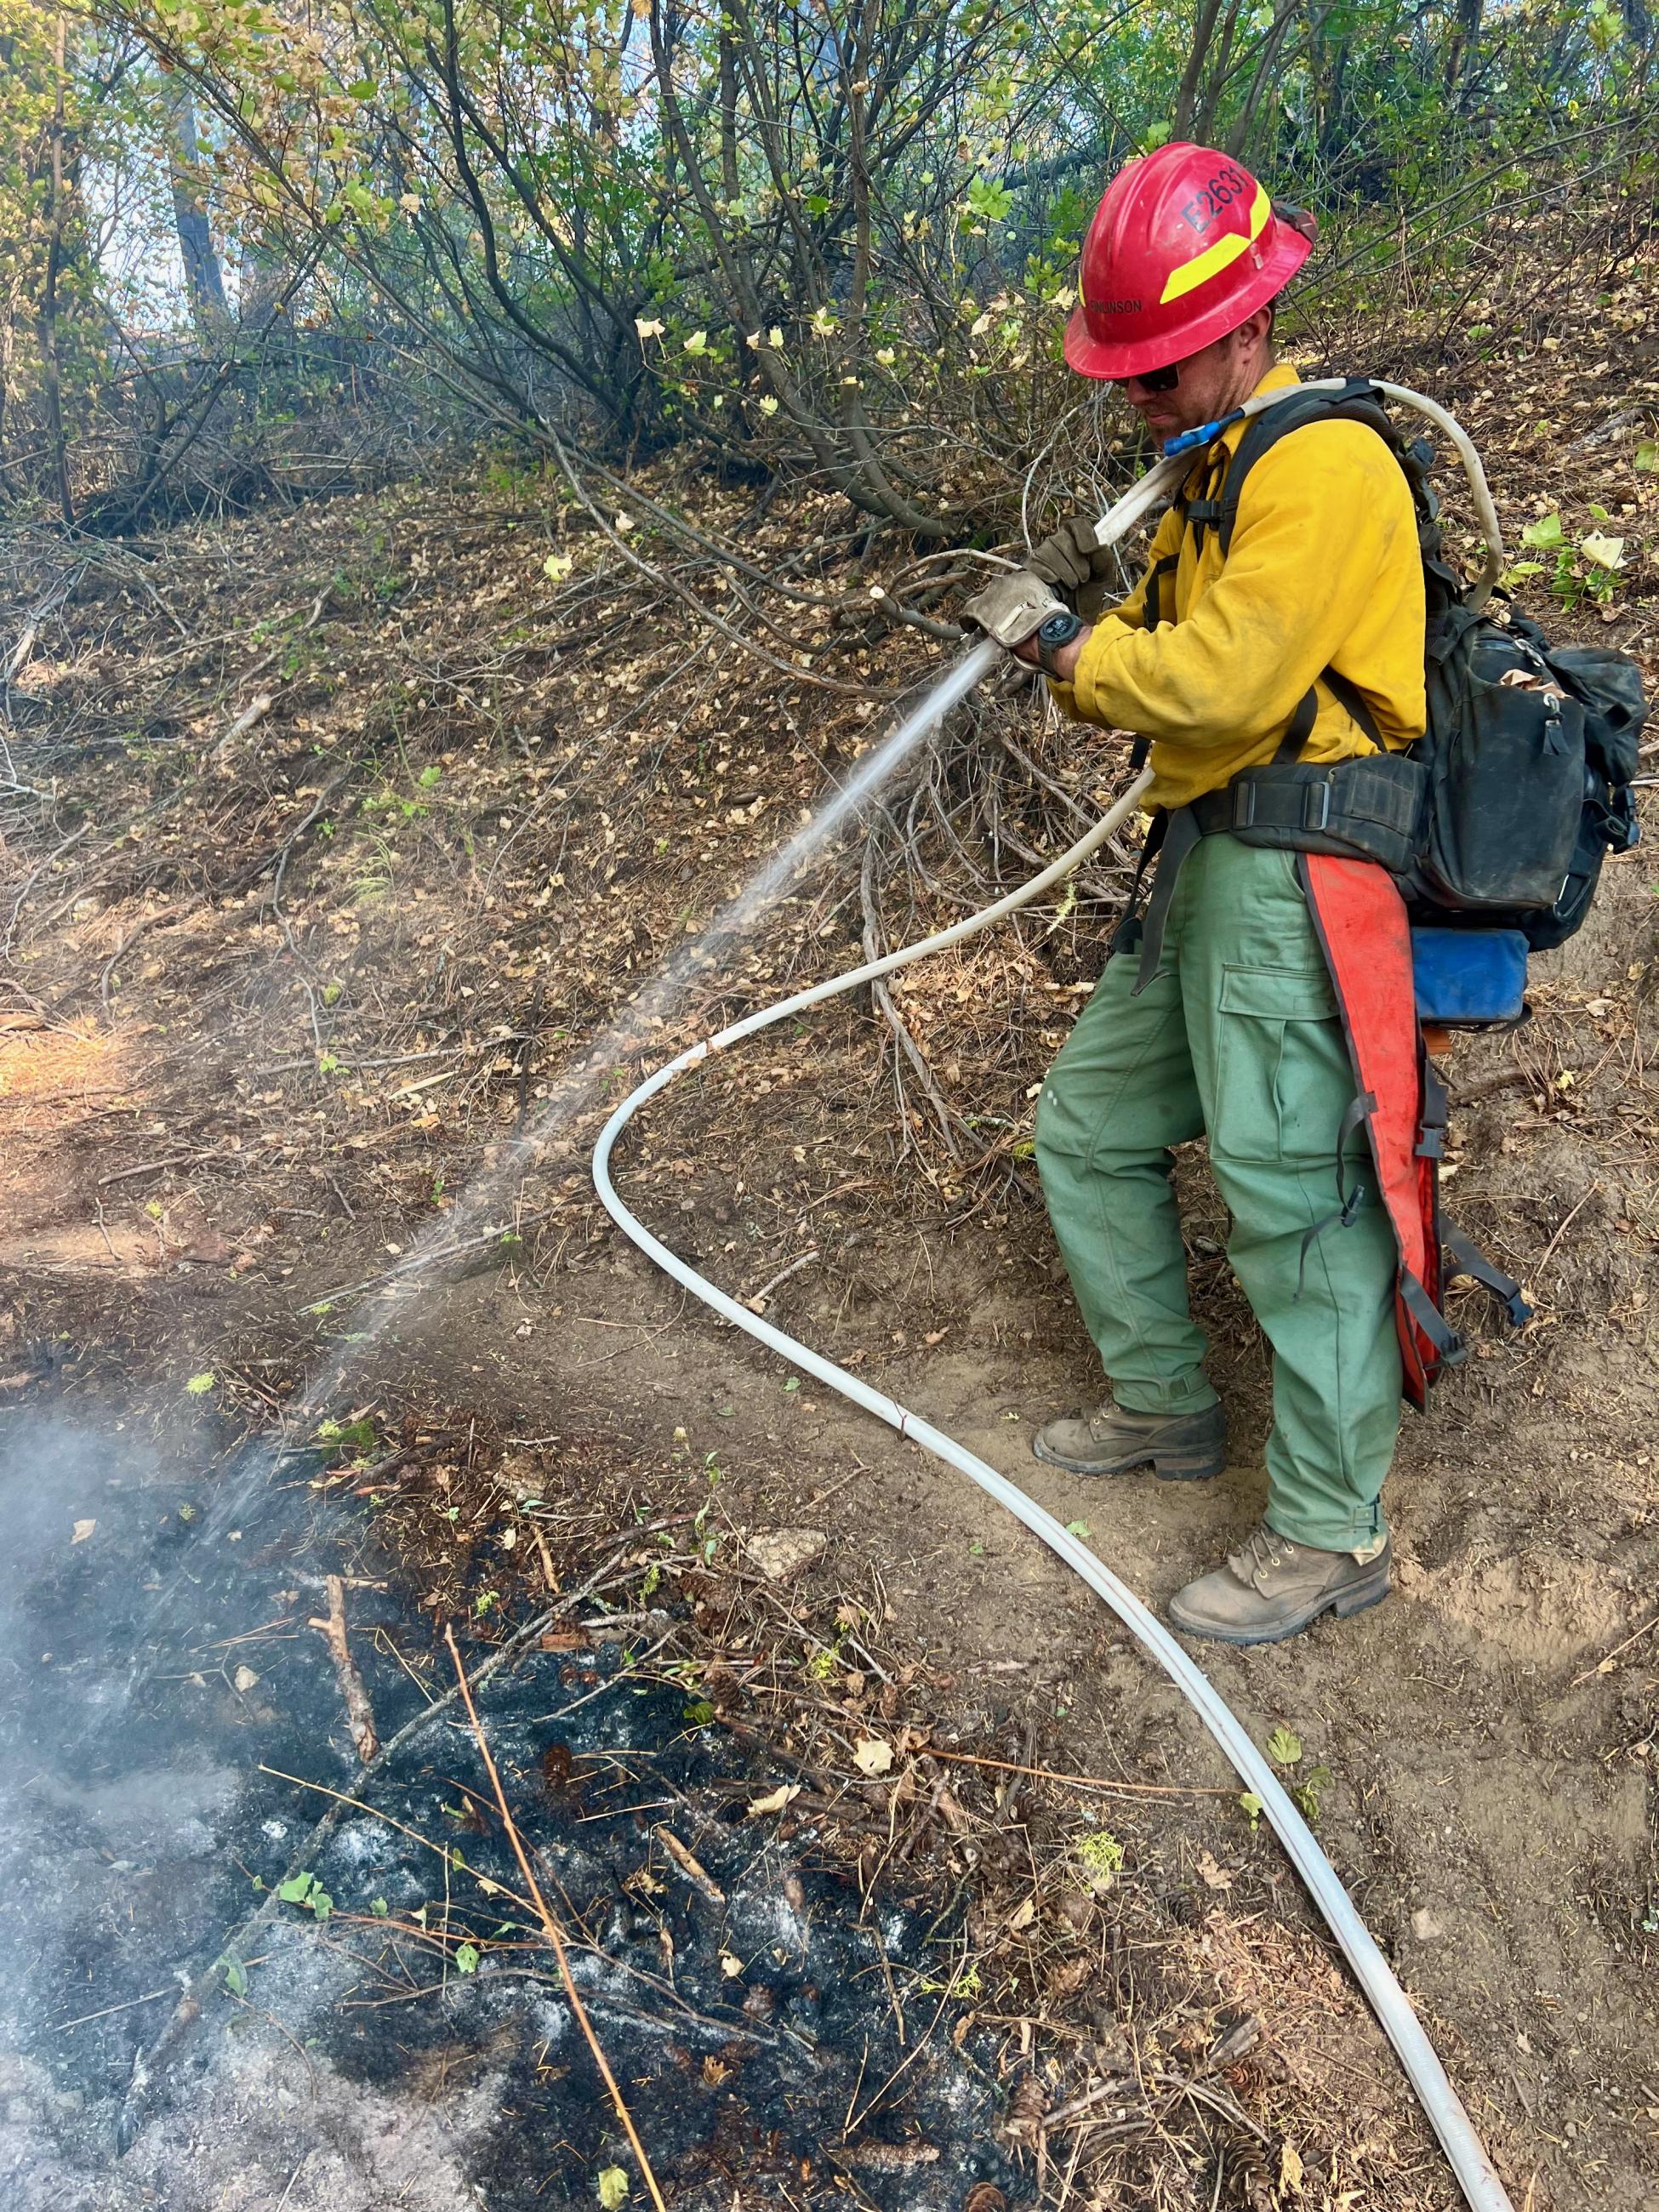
[1522,637,1645,950]
[1404,605,1646,942]
[1409,609,1587,915]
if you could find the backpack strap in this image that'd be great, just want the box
[1143,551,1181,632]
[1188,381,1398,763]
[1211,379,1394,559]
[1441,1223,1533,1330]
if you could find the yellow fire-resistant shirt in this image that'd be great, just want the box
[1048,364,1427,811]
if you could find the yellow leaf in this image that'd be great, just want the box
[852,1736,892,1777]
[71,1519,96,1544]
[1280,2141,1303,2192]
[746,1782,801,1817]
[597,2166,631,2209]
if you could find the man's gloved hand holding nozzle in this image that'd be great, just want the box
[959,565,1092,681]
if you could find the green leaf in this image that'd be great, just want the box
[418,764,442,787]
[370,1896,389,1918]
[454,1941,480,1974]
[1635,440,1659,474]
[966,174,1013,223]
[1064,1519,1092,1539]
[277,1873,316,1904]
[597,2169,631,2210]
[1264,1726,1303,1766]
[185,1372,216,1395]
[1238,1791,1263,1828]
[1519,512,1566,550]
[311,1889,334,1923]
[219,1956,248,1998]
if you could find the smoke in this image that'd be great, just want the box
[294,641,996,1418]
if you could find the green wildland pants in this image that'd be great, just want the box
[1035,832,1402,1554]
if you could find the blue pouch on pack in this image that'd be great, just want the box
[1411,927,1529,1028]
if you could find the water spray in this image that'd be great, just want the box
[594,387,1519,2212]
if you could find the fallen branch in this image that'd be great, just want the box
[215,690,274,758]
[445,1624,669,2212]
[309,1574,379,1762]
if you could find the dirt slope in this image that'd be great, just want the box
[2,329,1656,2206]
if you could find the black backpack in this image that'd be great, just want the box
[1196,379,1646,949]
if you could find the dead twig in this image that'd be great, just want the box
[926,1747,1229,1800]
[309,1574,379,1762]
[1571,1610,1659,1687]
[444,1624,669,2212]
[653,1822,727,1906]
[745,1248,821,1309]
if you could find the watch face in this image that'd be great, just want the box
[1039,612,1080,643]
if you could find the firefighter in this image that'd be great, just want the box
[1013,144,1428,1645]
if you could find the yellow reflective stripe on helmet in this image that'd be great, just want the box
[1159,185,1274,305]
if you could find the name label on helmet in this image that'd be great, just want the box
[1095,298,1143,315]
[1179,163,1250,235]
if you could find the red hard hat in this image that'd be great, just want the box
[1064,143,1312,380]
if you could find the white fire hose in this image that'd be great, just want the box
[592,392,1516,2212]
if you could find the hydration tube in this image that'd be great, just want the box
[591,400,1516,2212]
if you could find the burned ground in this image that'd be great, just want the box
[2,286,1657,2211]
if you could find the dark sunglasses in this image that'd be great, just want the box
[1115,361,1181,393]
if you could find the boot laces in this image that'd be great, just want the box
[1231,1522,1294,1587]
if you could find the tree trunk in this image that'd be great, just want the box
[39,12,74,527]
[161,75,228,333]
[1173,0,1227,140]
[1445,0,1484,95]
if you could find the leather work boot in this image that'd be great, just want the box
[1032,1399,1224,1482]
[1168,1521,1393,1645]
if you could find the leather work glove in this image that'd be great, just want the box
[1024,516,1118,623]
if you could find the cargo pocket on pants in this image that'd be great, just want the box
[1211,965,1344,1166]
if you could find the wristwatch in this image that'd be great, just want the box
[1035,608,1086,676]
